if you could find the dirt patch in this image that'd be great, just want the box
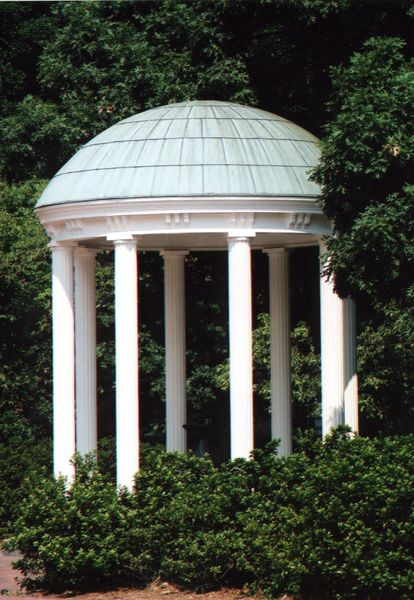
[1,582,266,600]
[0,554,242,600]
[1,552,293,600]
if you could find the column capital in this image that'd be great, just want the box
[74,246,98,258]
[107,233,137,243]
[263,247,288,257]
[48,240,77,250]
[227,230,256,241]
[160,250,189,258]
[318,237,329,253]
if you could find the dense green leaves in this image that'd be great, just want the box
[0,180,52,532]
[291,322,321,419]
[313,37,414,430]
[0,411,51,535]
[5,434,414,598]
[2,0,411,180]
[321,38,412,183]
[314,38,414,304]
[243,432,414,599]
[0,180,51,426]
[5,457,131,591]
[0,1,255,181]
[357,302,414,432]
[0,97,71,180]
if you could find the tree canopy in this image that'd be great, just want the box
[313,35,414,431]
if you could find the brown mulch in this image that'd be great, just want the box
[0,550,293,600]
[2,582,254,600]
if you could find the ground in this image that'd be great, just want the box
[1,550,292,600]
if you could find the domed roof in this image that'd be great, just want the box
[36,100,320,208]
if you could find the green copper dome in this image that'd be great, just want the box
[36,100,321,208]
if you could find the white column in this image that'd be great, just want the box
[228,235,254,459]
[319,241,344,436]
[113,237,139,489]
[74,247,97,456]
[266,249,292,456]
[51,243,75,482]
[343,298,359,434]
[161,250,188,452]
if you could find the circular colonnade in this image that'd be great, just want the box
[35,100,358,488]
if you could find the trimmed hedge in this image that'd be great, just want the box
[4,432,414,599]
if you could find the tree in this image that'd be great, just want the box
[313,37,414,431]
[0,179,52,430]
[314,37,413,304]
[0,180,53,532]
[0,1,255,182]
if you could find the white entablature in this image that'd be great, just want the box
[38,194,331,250]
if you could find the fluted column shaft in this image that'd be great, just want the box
[319,241,344,436]
[74,248,97,456]
[114,238,139,489]
[228,235,254,459]
[319,242,359,436]
[51,243,75,482]
[267,249,292,456]
[161,250,188,452]
[343,298,359,433]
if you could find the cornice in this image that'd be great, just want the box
[35,195,331,247]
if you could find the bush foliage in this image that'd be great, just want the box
[0,411,51,536]
[5,432,414,599]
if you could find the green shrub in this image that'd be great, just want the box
[0,411,51,535]
[4,455,134,591]
[5,433,414,598]
[127,452,252,589]
[241,432,414,600]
